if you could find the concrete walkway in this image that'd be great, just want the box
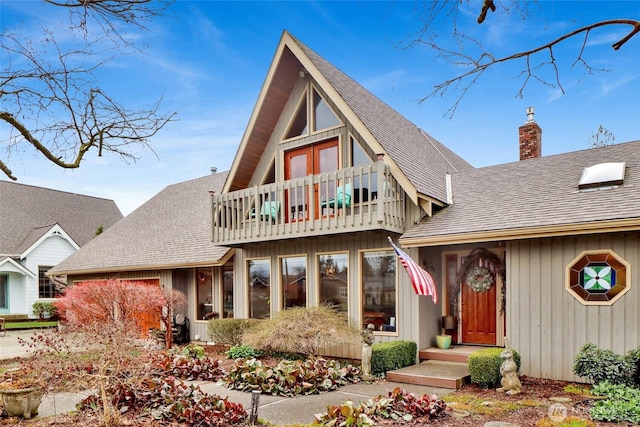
[1,330,450,425]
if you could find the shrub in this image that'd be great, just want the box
[32,301,58,320]
[225,344,261,359]
[207,318,260,346]
[589,381,640,424]
[468,347,521,388]
[79,376,247,425]
[182,344,205,359]
[225,357,361,396]
[314,387,447,425]
[242,305,361,357]
[626,347,640,386]
[147,353,225,381]
[371,341,417,375]
[573,343,635,386]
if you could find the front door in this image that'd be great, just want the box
[461,269,497,344]
[444,251,503,346]
[284,139,338,220]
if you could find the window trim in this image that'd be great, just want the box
[317,251,350,318]
[278,254,308,310]
[565,249,631,306]
[359,247,399,336]
[246,257,272,319]
[38,265,57,299]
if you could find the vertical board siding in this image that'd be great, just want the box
[508,232,640,382]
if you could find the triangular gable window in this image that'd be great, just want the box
[285,93,308,139]
[313,89,340,132]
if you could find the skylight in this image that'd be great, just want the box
[578,162,626,190]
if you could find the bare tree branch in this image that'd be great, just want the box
[1,0,176,180]
[414,15,640,117]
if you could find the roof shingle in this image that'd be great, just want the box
[0,181,123,256]
[49,172,230,275]
[402,140,640,242]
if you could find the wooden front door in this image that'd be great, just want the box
[284,139,338,220]
[461,271,497,345]
[444,251,502,346]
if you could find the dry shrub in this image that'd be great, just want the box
[242,304,361,357]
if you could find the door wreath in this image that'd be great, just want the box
[465,266,494,292]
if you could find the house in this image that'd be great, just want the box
[401,125,640,381]
[0,181,122,318]
[50,30,639,382]
[48,171,233,337]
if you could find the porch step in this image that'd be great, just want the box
[419,345,478,364]
[386,360,470,389]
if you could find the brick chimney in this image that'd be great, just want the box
[518,107,542,160]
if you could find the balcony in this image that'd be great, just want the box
[211,162,406,246]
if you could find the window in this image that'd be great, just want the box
[361,250,397,332]
[222,264,234,318]
[312,89,340,131]
[280,255,307,309]
[38,266,57,298]
[351,136,375,199]
[196,267,213,320]
[285,93,308,139]
[578,162,625,190]
[318,253,348,315]
[566,249,631,305]
[0,275,7,309]
[248,259,271,319]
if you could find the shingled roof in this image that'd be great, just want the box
[290,33,473,202]
[401,140,640,246]
[0,181,123,257]
[49,171,231,275]
[225,31,472,204]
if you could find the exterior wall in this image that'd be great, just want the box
[232,231,441,359]
[25,235,77,317]
[507,232,640,382]
[68,268,219,343]
[3,272,27,315]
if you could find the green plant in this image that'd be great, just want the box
[147,353,225,381]
[32,301,58,320]
[225,357,361,396]
[371,341,417,375]
[536,417,596,427]
[626,347,640,386]
[589,381,640,424]
[314,387,447,425]
[225,344,261,359]
[182,344,205,359]
[467,347,521,388]
[78,376,247,425]
[573,343,635,386]
[207,318,260,346]
[242,304,361,357]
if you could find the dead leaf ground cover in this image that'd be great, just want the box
[0,343,629,426]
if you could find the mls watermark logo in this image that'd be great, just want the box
[548,403,568,422]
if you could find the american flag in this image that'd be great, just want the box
[388,237,438,304]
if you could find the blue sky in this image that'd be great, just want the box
[2,1,639,215]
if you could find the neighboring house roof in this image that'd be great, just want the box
[401,140,640,246]
[0,181,123,257]
[224,31,472,205]
[49,172,232,276]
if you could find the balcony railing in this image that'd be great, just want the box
[211,162,406,246]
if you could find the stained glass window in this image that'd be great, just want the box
[566,250,630,305]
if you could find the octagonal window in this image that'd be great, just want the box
[566,250,631,305]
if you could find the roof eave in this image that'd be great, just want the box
[400,218,640,247]
[49,249,235,277]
